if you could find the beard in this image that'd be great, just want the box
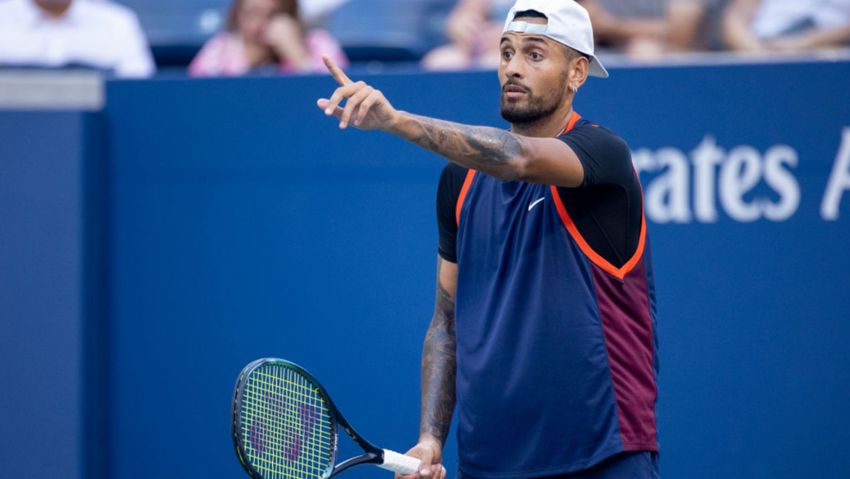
[500,81,569,125]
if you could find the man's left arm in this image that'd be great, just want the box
[316,57,586,187]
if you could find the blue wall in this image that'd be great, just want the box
[2,59,849,479]
[0,111,107,479]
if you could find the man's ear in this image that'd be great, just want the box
[569,55,590,92]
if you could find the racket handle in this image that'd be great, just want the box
[379,449,421,475]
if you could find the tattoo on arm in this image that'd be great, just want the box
[420,260,457,445]
[393,113,527,180]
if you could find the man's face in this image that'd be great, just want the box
[498,16,572,125]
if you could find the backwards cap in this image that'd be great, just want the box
[502,0,609,78]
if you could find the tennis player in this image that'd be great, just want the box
[317,1,659,478]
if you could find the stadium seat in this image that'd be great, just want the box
[326,0,455,63]
[115,0,455,66]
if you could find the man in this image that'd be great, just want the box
[0,0,155,78]
[317,0,659,477]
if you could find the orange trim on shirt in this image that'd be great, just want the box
[561,111,582,135]
[456,169,477,225]
[549,185,647,280]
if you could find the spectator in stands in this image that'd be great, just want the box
[723,0,850,54]
[666,0,727,52]
[189,0,347,76]
[421,0,513,70]
[580,0,667,59]
[422,0,673,69]
[0,0,155,77]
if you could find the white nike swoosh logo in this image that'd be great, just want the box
[528,197,545,212]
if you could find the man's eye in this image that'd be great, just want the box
[530,52,543,61]
[502,50,514,60]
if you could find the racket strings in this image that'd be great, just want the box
[241,364,334,479]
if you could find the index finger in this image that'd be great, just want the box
[323,55,352,86]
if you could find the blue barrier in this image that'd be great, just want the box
[2,59,849,479]
[0,111,107,479]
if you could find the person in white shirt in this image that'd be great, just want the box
[0,0,155,78]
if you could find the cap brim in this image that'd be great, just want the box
[589,56,609,78]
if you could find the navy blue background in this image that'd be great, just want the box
[2,60,849,479]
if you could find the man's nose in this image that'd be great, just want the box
[504,55,525,79]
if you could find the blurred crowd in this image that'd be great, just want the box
[1,0,849,78]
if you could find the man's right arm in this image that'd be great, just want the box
[399,257,457,479]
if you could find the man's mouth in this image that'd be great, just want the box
[503,84,529,99]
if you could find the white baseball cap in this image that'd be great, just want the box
[502,0,609,78]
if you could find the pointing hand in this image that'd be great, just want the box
[317,56,400,130]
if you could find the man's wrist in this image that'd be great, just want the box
[417,432,444,450]
[383,109,407,134]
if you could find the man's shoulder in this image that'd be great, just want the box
[557,120,634,187]
[564,120,626,143]
[560,121,631,159]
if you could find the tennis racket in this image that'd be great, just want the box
[232,358,422,479]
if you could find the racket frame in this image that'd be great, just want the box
[231,358,390,479]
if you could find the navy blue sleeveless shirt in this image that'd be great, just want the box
[437,113,658,478]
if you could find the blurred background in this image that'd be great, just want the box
[1,1,850,479]
[3,0,850,75]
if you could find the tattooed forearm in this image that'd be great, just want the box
[390,112,527,180]
[420,262,457,445]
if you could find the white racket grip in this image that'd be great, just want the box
[379,449,421,475]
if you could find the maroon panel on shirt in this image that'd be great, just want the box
[592,258,659,451]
